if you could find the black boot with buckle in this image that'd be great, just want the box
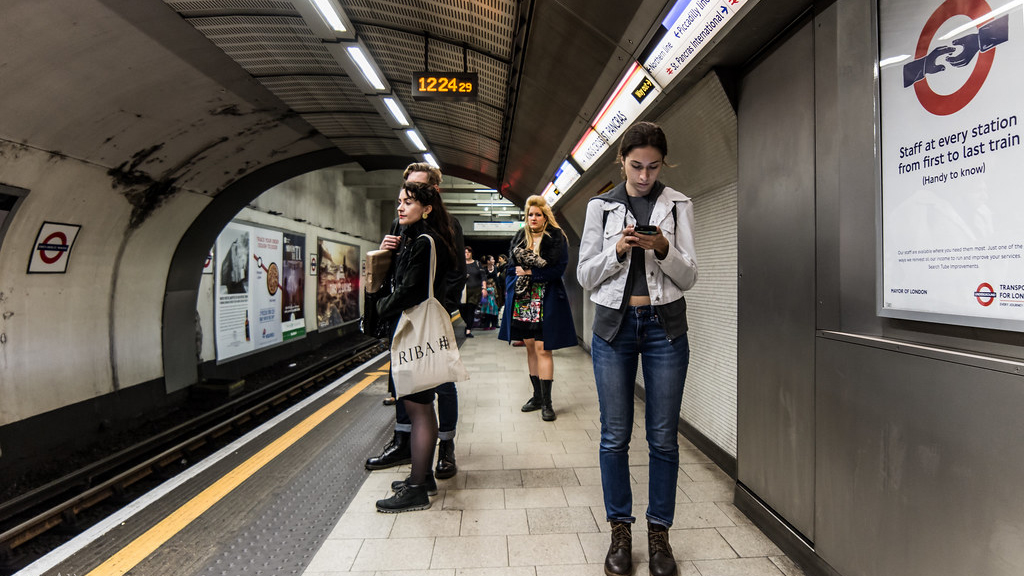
[434,438,457,479]
[604,521,633,576]
[521,375,542,412]
[647,521,677,576]
[365,430,411,470]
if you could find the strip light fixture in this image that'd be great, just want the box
[303,2,441,170]
[405,130,428,151]
[311,0,347,32]
[383,97,409,126]
[346,45,385,90]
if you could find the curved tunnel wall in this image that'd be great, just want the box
[163,149,351,392]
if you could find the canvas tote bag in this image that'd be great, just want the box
[391,234,470,397]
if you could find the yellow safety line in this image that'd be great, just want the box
[86,370,384,576]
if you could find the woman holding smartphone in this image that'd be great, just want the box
[576,121,698,576]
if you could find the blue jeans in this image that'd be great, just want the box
[592,305,689,526]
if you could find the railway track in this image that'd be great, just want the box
[0,338,386,573]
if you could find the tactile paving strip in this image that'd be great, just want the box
[197,391,395,576]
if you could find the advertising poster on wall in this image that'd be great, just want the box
[316,238,360,329]
[215,222,254,359]
[250,227,284,349]
[879,0,1024,331]
[281,233,306,340]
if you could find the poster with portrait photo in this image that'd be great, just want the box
[281,233,306,340]
[215,222,254,359]
[316,238,360,329]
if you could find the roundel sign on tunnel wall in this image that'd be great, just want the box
[27,221,81,274]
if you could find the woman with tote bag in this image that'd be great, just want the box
[370,180,459,513]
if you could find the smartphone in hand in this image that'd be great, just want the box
[633,225,658,235]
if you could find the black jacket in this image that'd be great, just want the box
[375,220,451,327]
[388,215,465,312]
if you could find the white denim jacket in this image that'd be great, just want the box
[576,183,698,308]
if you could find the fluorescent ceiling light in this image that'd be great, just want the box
[475,188,498,193]
[939,0,1022,40]
[405,130,427,151]
[311,0,347,32]
[346,46,385,90]
[423,153,439,168]
[383,97,409,126]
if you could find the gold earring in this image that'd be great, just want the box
[423,212,428,219]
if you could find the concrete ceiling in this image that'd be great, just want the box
[2,0,811,215]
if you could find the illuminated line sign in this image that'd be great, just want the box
[570,63,661,170]
[641,0,747,87]
[553,160,581,196]
[571,128,611,171]
[541,182,559,206]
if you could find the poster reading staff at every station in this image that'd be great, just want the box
[880,0,1024,331]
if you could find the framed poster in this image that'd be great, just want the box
[215,223,254,359]
[316,238,360,329]
[281,233,306,340]
[879,0,1024,331]
[214,222,292,360]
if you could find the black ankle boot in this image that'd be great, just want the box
[376,482,430,513]
[365,431,411,470]
[647,521,677,576]
[391,472,438,495]
[434,439,457,479]
[604,521,632,575]
[521,375,542,412]
[540,379,556,421]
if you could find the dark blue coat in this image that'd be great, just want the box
[498,228,577,350]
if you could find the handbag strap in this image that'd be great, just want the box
[417,234,437,300]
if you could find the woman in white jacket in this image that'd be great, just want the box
[576,121,697,576]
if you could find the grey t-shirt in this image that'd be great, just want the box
[624,187,661,298]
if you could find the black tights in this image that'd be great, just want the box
[403,399,438,485]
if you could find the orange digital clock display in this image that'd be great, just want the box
[411,72,478,102]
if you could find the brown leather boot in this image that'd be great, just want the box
[647,521,677,576]
[604,521,632,575]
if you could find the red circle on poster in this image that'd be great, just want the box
[913,0,995,116]
[975,282,996,306]
[38,231,68,264]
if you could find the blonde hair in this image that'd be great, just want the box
[522,195,561,252]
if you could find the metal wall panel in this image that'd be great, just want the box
[816,336,1024,576]
[736,20,817,539]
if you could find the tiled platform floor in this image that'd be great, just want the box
[304,329,805,576]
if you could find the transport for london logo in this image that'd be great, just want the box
[974,282,997,306]
[903,0,1009,116]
